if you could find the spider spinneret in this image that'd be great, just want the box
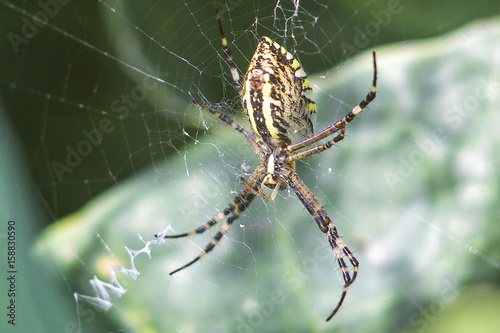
[159,0,377,322]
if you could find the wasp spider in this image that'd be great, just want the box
[160,0,377,321]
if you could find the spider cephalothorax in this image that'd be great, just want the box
[160,0,377,321]
[249,144,292,200]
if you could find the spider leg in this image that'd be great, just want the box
[214,0,242,93]
[288,51,377,161]
[282,168,359,321]
[191,100,261,154]
[241,175,279,201]
[159,168,265,242]
[191,100,249,138]
[325,225,359,321]
[167,166,264,275]
[160,206,233,240]
[169,190,255,275]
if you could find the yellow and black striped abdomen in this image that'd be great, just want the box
[242,36,316,146]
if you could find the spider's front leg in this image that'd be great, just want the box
[288,51,377,162]
[282,168,359,321]
[191,100,263,156]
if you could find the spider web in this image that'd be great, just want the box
[1,0,500,332]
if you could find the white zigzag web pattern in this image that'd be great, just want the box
[73,228,171,312]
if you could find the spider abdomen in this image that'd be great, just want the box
[242,36,317,146]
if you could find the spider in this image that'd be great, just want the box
[159,0,377,321]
